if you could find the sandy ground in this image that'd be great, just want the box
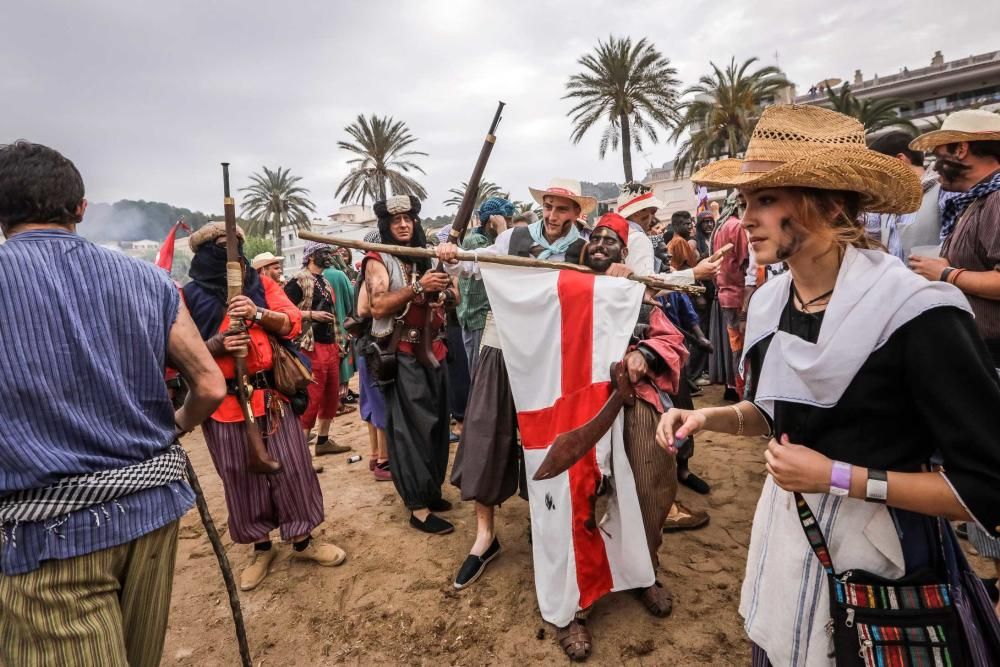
[161,384,992,666]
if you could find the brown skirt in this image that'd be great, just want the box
[450,345,526,506]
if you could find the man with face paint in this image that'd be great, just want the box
[581,214,690,632]
[285,242,350,455]
[910,111,1000,602]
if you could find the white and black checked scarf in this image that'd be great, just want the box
[0,444,187,524]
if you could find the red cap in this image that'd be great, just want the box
[593,212,630,248]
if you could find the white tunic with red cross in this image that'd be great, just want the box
[479,264,654,627]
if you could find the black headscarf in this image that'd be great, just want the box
[378,211,431,274]
[183,241,267,340]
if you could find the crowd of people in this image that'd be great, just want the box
[1,103,1000,666]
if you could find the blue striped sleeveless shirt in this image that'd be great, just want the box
[0,228,194,574]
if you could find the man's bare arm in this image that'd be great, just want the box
[167,301,227,433]
[366,260,414,320]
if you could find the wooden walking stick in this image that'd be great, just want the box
[298,231,706,296]
[184,457,253,667]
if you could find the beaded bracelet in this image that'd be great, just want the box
[730,404,745,437]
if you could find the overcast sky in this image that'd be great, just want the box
[2,1,997,220]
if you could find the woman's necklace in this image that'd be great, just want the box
[790,282,833,314]
[790,246,842,315]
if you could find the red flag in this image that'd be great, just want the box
[154,220,192,272]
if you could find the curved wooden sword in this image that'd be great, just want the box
[532,362,636,481]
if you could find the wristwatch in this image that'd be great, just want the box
[253,308,264,322]
[829,460,851,497]
[411,281,424,296]
[865,469,888,503]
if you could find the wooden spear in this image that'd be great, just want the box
[298,231,705,295]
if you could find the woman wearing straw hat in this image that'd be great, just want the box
[656,104,1000,665]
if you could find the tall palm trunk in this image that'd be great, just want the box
[273,211,283,256]
[619,111,634,182]
[378,173,387,201]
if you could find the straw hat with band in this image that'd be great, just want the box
[909,109,1000,151]
[251,251,284,270]
[616,187,665,219]
[691,104,921,214]
[528,177,598,216]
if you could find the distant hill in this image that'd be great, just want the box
[81,200,214,242]
[581,181,620,201]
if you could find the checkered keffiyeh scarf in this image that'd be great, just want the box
[940,169,1000,241]
[0,444,188,524]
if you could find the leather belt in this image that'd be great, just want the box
[225,371,275,395]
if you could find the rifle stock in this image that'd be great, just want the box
[221,163,281,475]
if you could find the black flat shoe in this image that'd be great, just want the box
[679,471,711,495]
[428,498,453,512]
[454,538,502,589]
[409,513,454,535]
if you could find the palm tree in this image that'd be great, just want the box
[442,180,508,230]
[443,181,508,209]
[239,167,316,256]
[335,114,428,204]
[823,83,917,134]
[513,200,543,219]
[671,57,790,176]
[564,36,679,182]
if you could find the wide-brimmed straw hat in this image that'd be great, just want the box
[528,178,598,215]
[251,251,284,270]
[909,109,1000,151]
[691,104,921,214]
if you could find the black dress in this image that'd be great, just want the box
[746,296,1000,544]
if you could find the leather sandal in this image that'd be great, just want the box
[556,619,592,661]
[636,581,673,617]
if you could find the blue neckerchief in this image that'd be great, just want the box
[526,220,580,259]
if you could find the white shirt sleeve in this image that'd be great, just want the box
[442,228,513,279]
[626,230,655,276]
[652,269,694,286]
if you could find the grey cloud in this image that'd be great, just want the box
[2,0,996,221]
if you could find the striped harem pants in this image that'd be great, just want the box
[0,520,179,667]
[622,399,678,570]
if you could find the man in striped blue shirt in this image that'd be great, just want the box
[0,141,226,667]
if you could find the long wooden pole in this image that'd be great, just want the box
[185,458,253,667]
[298,231,704,295]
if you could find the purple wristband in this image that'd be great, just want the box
[829,460,851,496]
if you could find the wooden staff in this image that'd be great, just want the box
[185,457,253,667]
[298,231,705,295]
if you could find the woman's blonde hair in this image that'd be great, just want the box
[791,188,882,251]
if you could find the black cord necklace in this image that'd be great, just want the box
[790,282,834,314]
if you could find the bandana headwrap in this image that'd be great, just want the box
[302,241,333,266]
[478,197,515,223]
[939,169,1000,241]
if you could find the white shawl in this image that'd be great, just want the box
[738,246,972,665]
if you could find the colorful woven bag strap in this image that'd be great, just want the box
[793,492,837,575]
